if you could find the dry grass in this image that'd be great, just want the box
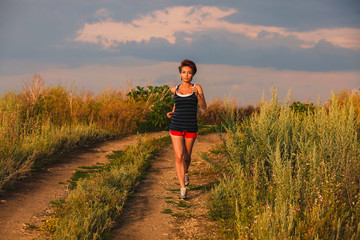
[199,98,257,125]
[207,89,360,239]
[0,75,171,191]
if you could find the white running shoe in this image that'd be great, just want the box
[179,188,187,200]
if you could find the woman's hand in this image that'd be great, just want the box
[191,86,199,96]
[167,111,174,118]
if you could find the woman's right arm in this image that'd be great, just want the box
[167,104,175,118]
[167,86,176,118]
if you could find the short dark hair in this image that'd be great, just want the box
[178,59,197,75]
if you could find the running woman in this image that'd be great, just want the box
[167,59,207,200]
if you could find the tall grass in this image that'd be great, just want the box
[0,115,110,190]
[198,97,257,125]
[208,89,360,239]
[0,75,172,191]
[0,83,111,190]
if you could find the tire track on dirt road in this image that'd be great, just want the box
[0,131,168,240]
[111,133,222,240]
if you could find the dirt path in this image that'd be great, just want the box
[0,131,168,240]
[111,133,222,240]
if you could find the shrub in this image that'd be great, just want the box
[127,85,174,131]
[289,101,315,115]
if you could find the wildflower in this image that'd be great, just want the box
[318,194,323,202]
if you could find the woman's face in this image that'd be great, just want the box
[180,66,193,83]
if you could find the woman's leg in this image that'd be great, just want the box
[171,135,186,188]
[184,137,196,173]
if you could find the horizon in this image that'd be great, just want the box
[5,73,358,108]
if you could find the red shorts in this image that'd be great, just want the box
[170,130,198,138]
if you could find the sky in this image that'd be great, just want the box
[0,0,359,105]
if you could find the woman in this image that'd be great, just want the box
[167,59,207,200]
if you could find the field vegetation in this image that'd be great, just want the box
[0,74,248,192]
[198,97,257,126]
[0,75,174,191]
[206,89,360,239]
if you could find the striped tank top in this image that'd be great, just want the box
[169,84,198,133]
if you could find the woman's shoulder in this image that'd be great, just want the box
[194,84,204,92]
[170,86,177,94]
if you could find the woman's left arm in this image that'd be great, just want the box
[193,84,207,110]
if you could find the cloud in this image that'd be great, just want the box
[294,28,360,49]
[94,8,113,21]
[75,6,360,50]
[75,6,236,48]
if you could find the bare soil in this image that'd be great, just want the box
[0,132,222,240]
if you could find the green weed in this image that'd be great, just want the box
[166,200,192,208]
[161,209,173,214]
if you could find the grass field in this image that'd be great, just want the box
[0,75,170,191]
[206,89,360,239]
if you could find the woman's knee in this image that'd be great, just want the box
[176,153,190,163]
[175,154,183,163]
